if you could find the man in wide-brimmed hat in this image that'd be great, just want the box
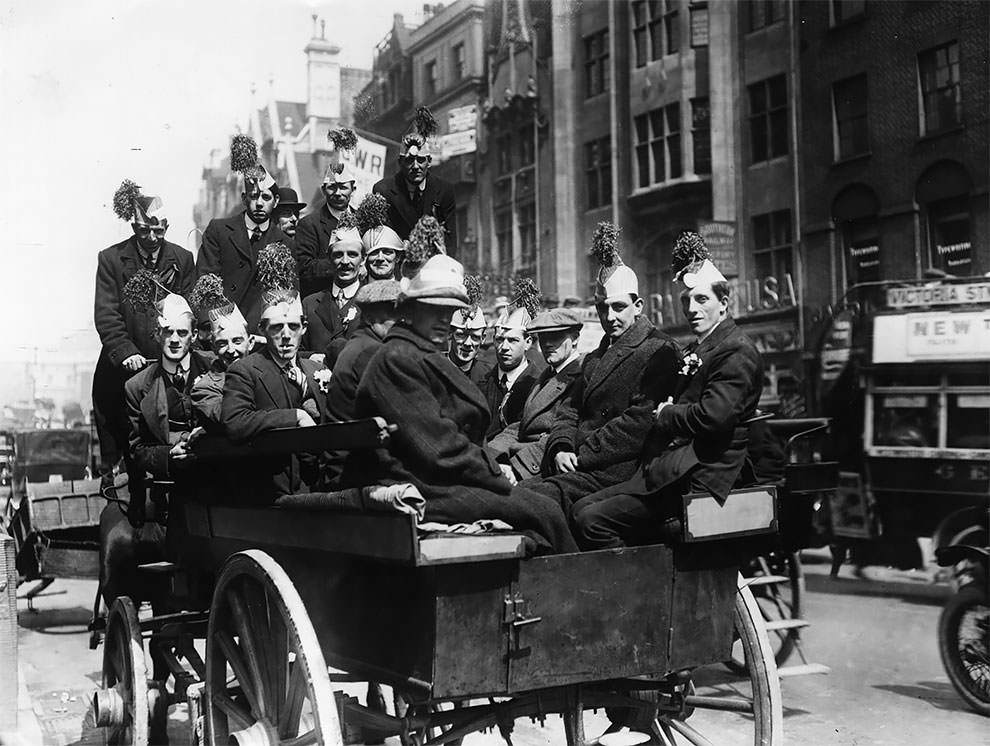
[372,106,457,254]
[297,128,359,297]
[342,253,577,555]
[196,135,286,334]
[570,232,764,550]
[488,308,585,482]
[93,180,195,477]
[274,186,307,245]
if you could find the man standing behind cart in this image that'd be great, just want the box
[93,180,195,478]
[570,232,764,550]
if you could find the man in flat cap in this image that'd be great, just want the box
[94,180,195,477]
[196,135,286,334]
[297,128,359,298]
[488,308,585,481]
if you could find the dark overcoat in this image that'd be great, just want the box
[295,204,355,298]
[372,173,457,254]
[542,316,680,486]
[488,356,583,480]
[326,325,385,423]
[344,324,577,554]
[195,213,286,333]
[301,289,361,359]
[93,237,195,468]
[481,362,544,440]
[222,349,329,499]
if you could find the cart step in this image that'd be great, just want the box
[763,618,810,631]
[777,663,831,678]
[745,574,790,587]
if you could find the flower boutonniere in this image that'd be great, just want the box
[313,368,333,394]
[679,352,703,377]
[343,306,358,326]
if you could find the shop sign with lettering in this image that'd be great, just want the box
[886,281,990,309]
[873,310,990,363]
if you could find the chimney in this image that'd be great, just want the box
[304,14,342,123]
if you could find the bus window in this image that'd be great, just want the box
[872,371,940,388]
[947,393,990,449]
[873,394,938,447]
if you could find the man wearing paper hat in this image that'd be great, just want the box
[274,186,307,244]
[448,274,494,387]
[297,127,359,297]
[356,192,405,281]
[487,308,585,481]
[223,282,330,498]
[372,106,457,254]
[570,231,764,550]
[342,254,577,555]
[196,134,287,334]
[519,222,679,514]
[93,179,195,477]
[302,217,365,364]
[481,278,545,440]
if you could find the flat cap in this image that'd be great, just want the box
[355,280,402,306]
[527,307,584,334]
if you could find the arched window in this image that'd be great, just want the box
[832,184,880,290]
[916,160,973,275]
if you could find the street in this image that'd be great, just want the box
[12,557,988,746]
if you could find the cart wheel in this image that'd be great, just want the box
[94,597,149,746]
[205,549,342,746]
[726,552,803,674]
[658,577,783,746]
[937,585,990,716]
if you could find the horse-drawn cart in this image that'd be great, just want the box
[93,419,784,746]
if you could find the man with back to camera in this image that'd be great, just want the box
[296,128,359,298]
[196,134,285,334]
[515,222,680,509]
[570,232,764,550]
[93,179,195,478]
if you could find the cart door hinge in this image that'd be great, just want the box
[503,593,542,629]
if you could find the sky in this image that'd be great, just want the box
[0,0,426,363]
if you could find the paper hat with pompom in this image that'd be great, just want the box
[451,275,487,330]
[231,134,276,193]
[123,269,192,329]
[592,221,639,300]
[257,242,303,322]
[400,106,439,157]
[496,277,542,333]
[671,231,726,289]
[190,273,246,336]
[324,127,358,185]
[401,215,447,281]
[113,179,166,225]
[400,254,468,307]
[329,210,364,253]
[356,193,404,253]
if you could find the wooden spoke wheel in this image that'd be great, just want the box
[726,552,804,674]
[654,577,783,746]
[205,549,342,746]
[95,597,149,746]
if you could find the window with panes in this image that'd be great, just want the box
[833,74,869,159]
[495,209,513,273]
[746,0,784,32]
[918,42,962,135]
[691,97,711,175]
[519,127,534,167]
[634,103,682,187]
[518,202,537,271]
[452,43,465,81]
[830,0,865,26]
[496,134,512,176]
[425,60,438,98]
[927,196,972,275]
[752,210,793,281]
[585,137,612,209]
[584,30,610,98]
[749,74,788,163]
[632,1,680,68]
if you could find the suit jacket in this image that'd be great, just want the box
[124,351,214,478]
[196,213,286,333]
[326,325,385,423]
[302,289,362,359]
[372,173,457,254]
[222,348,330,498]
[481,362,544,440]
[295,204,354,298]
[95,238,195,366]
[638,318,764,500]
[451,355,494,390]
[488,356,584,480]
[544,316,680,485]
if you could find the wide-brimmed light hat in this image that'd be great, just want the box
[400,254,469,307]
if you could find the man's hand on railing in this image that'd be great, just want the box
[296,409,317,428]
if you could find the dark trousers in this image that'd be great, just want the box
[569,485,683,551]
[92,353,131,473]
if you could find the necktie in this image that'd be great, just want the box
[141,252,156,270]
[285,365,307,396]
[335,290,346,309]
[171,370,186,391]
[250,226,262,243]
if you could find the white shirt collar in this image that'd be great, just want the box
[161,355,191,376]
[500,359,529,388]
[331,281,360,301]
[244,213,270,233]
[552,350,581,375]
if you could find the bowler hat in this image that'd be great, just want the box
[275,187,307,213]
[527,308,584,334]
